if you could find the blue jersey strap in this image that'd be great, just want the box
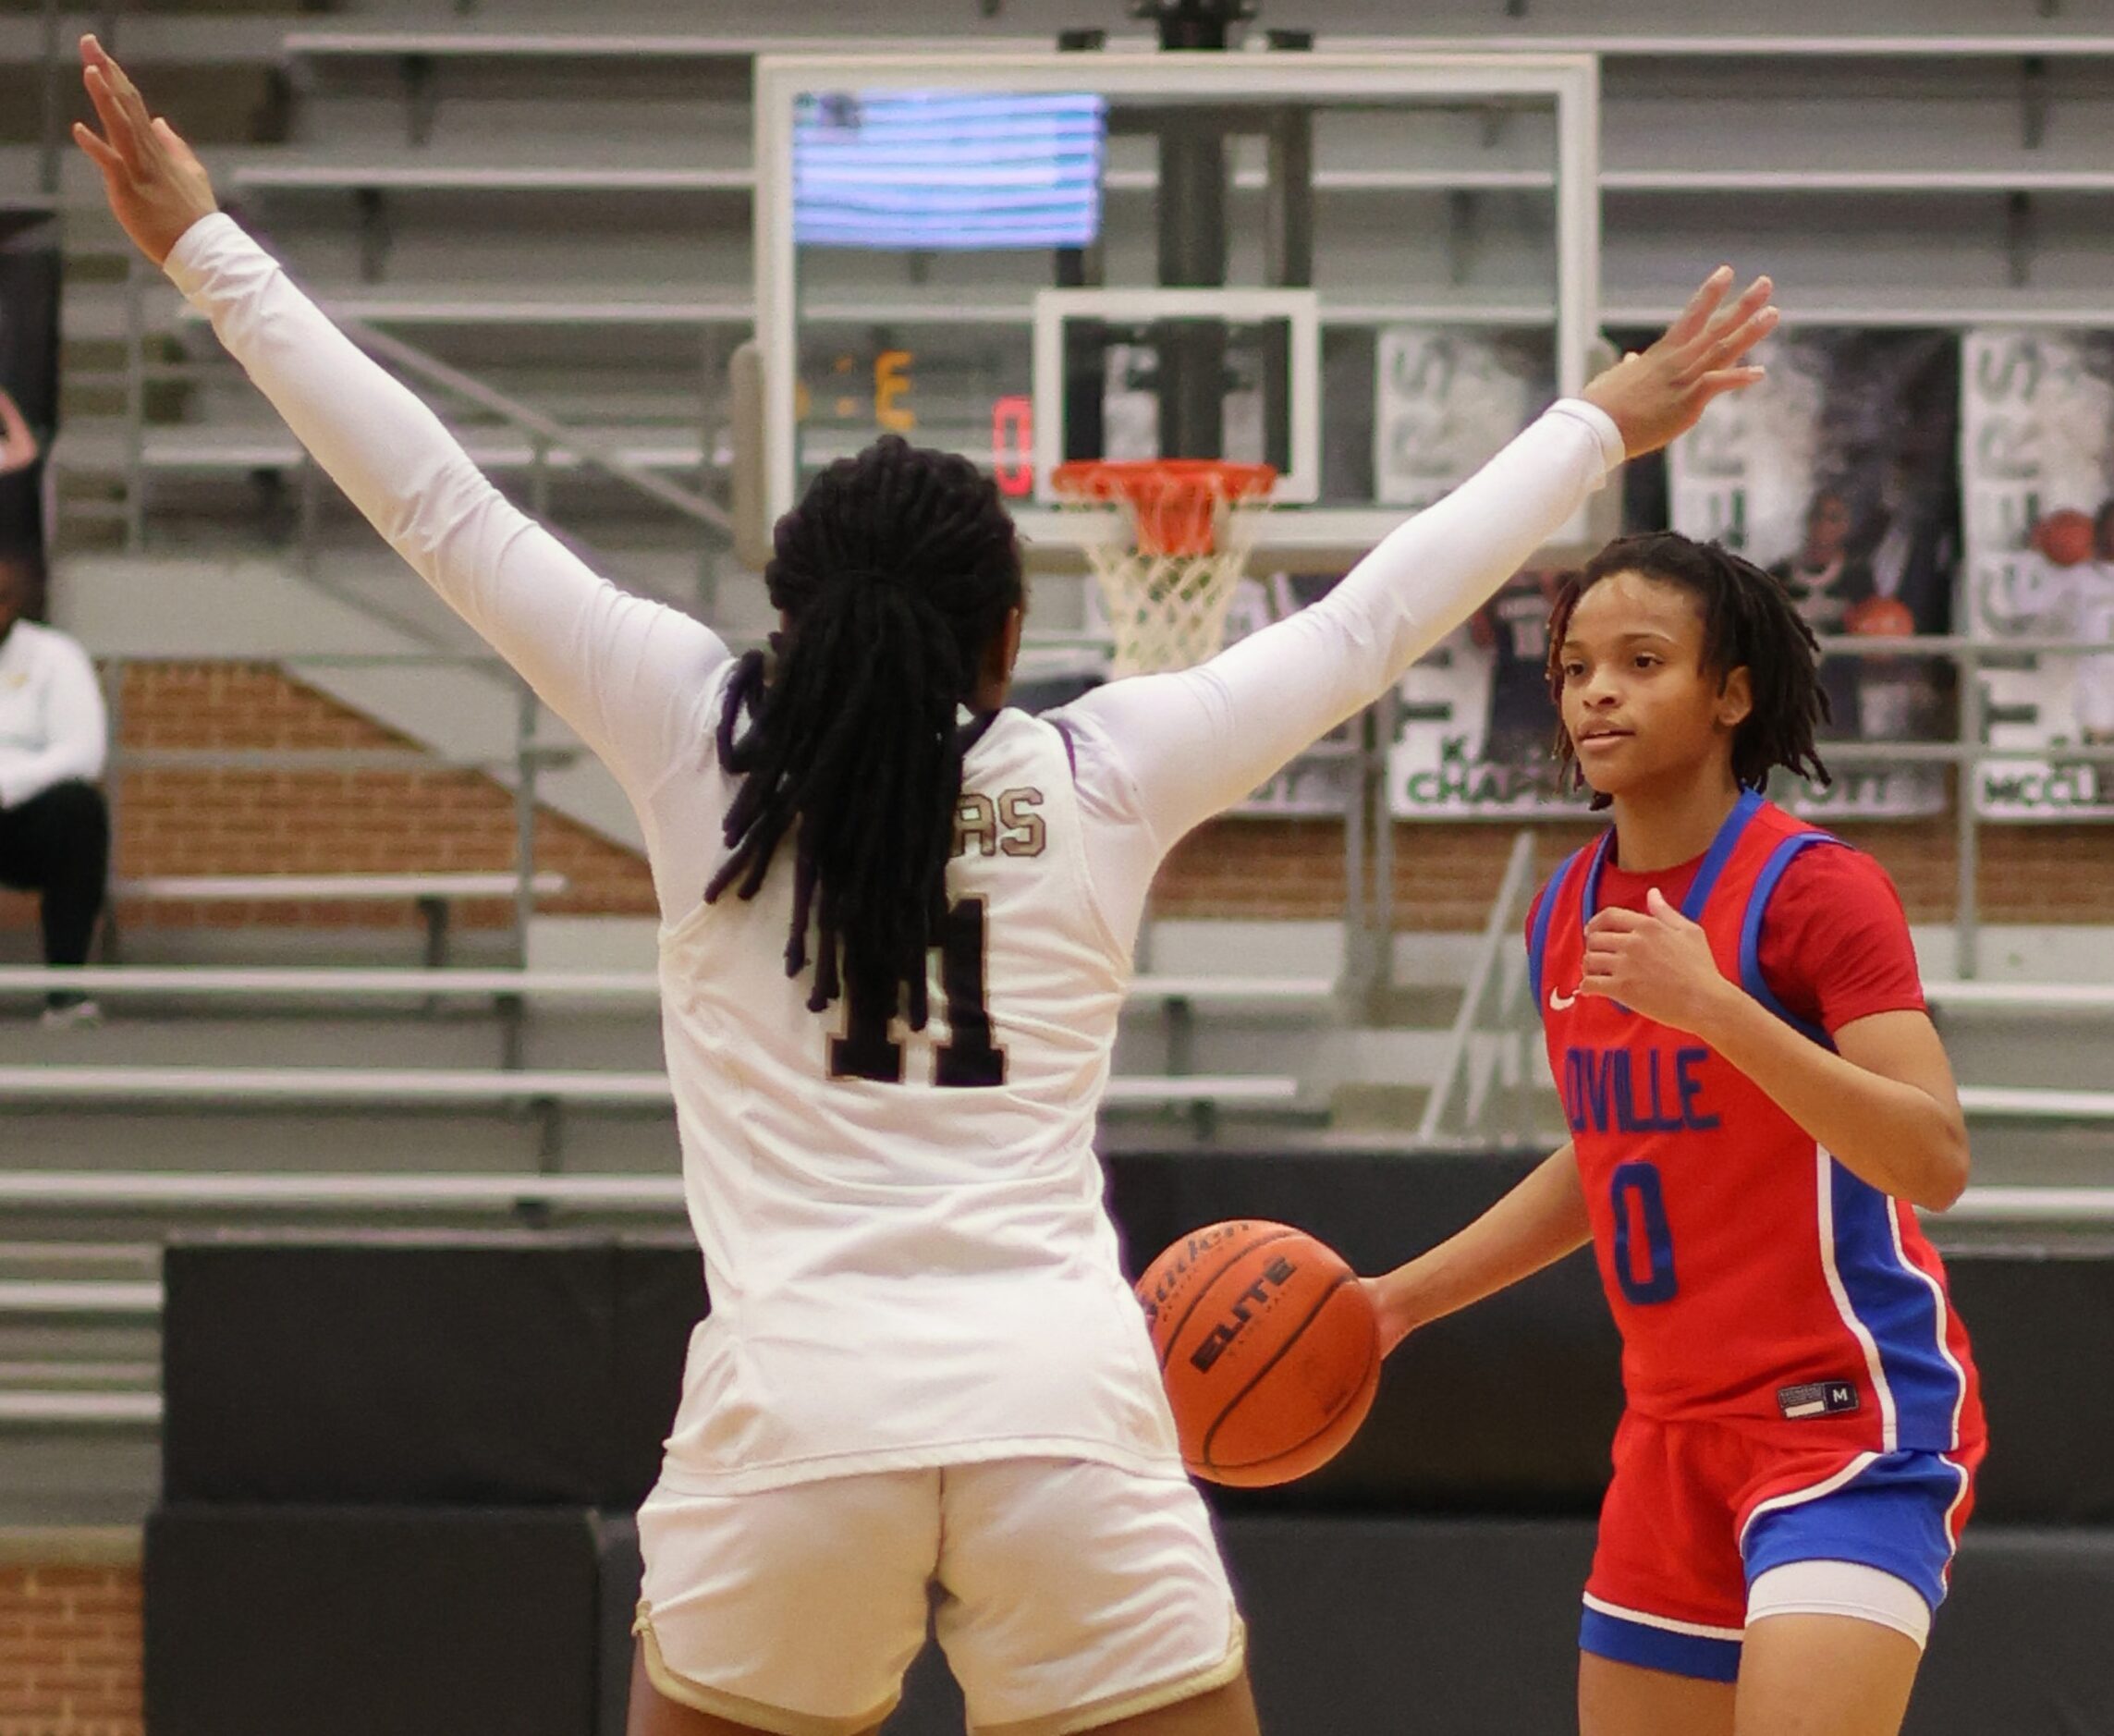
[1681,787,1766,922]
[1527,846,1588,1013]
[1579,789,1762,926]
[1738,830,1847,1049]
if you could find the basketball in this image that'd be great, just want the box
[1135,1220,1382,1487]
[1845,595,1916,638]
[2032,507,2096,567]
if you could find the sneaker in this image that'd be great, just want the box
[39,998,104,1032]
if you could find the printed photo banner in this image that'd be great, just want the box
[1374,326,1591,819]
[1961,329,2114,821]
[1668,330,1960,821]
[1377,326,1961,821]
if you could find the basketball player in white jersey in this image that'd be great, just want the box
[78,41,1776,1736]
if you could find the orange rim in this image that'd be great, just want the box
[1051,458,1277,556]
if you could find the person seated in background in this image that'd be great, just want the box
[1770,488,1868,737]
[0,552,111,1026]
[0,390,39,479]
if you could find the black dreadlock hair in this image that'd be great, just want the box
[705,435,1024,1024]
[1544,531,1831,811]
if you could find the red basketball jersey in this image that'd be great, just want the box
[1528,790,1984,1455]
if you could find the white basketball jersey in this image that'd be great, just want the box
[654,672,1182,1492]
[164,208,1621,1494]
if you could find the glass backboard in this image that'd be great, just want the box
[752,51,1601,574]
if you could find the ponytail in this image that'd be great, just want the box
[705,436,1022,1022]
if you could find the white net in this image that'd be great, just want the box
[1054,462,1277,678]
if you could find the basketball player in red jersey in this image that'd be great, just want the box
[1368,533,1983,1736]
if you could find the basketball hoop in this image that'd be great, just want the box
[1051,458,1277,678]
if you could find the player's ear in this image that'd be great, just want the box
[1717,665,1754,731]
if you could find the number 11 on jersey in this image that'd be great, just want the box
[829,898,1007,1088]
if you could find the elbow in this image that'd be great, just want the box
[1918,1117,1973,1214]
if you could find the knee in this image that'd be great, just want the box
[22,781,110,857]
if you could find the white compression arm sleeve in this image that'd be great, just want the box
[1052,400,1623,935]
[162,213,730,810]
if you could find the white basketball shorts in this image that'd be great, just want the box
[634,1457,1244,1736]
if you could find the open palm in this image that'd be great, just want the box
[71,35,219,268]
[1582,267,1779,459]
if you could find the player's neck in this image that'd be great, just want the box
[1607,764,1745,874]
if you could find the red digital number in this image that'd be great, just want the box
[991,396,1034,497]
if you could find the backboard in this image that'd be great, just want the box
[751,50,1602,575]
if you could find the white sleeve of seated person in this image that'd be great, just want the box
[160,213,729,806]
[0,630,108,810]
[1051,399,1623,924]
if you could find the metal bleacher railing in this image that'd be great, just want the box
[92,649,572,962]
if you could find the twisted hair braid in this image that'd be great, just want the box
[1545,531,1831,810]
[706,435,1023,1023]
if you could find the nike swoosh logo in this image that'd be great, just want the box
[1548,986,1578,1011]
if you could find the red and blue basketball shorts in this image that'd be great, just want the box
[1579,1411,1983,1682]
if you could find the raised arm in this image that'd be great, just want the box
[1059,271,1778,864]
[72,38,727,800]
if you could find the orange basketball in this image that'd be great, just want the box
[2033,507,2096,568]
[1846,595,1916,638]
[1135,1220,1381,1487]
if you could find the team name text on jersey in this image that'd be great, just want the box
[1562,1045,1721,1136]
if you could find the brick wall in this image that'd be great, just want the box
[1151,812,2114,929]
[0,1546,141,1736]
[2,662,657,938]
[113,663,658,928]
[3,662,2108,940]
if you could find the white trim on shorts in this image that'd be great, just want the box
[1580,1592,1745,1644]
[635,1603,899,1736]
[973,1616,1248,1736]
[1746,1560,1932,1651]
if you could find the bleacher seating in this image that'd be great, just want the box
[7,0,2114,1530]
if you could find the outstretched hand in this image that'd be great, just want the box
[72,35,218,267]
[1582,267,1778,459]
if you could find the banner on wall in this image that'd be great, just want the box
[0,214,61,607]
[1961,329,2114,820]
[1374,326,1552,510]
[1668,330,1960,820]
[1371,326,1594,819]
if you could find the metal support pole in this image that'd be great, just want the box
[1340,710,1368,1003]
[514,682,540,970]
[1051,26,1110,464]
[402,54,438,148]
[1371,686,1399,975]
[97,658,126,963]
[123,256,147,553]
[38,0,63,198]
[1262,97,1314,479]
[698,331,722,617]
[1955,657,1985,981]
[296,454,323,577]
[530,436,551,523]
[1144,0,1238,462]
[1155,128,1228,459]
[1165,995,1195,1077]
